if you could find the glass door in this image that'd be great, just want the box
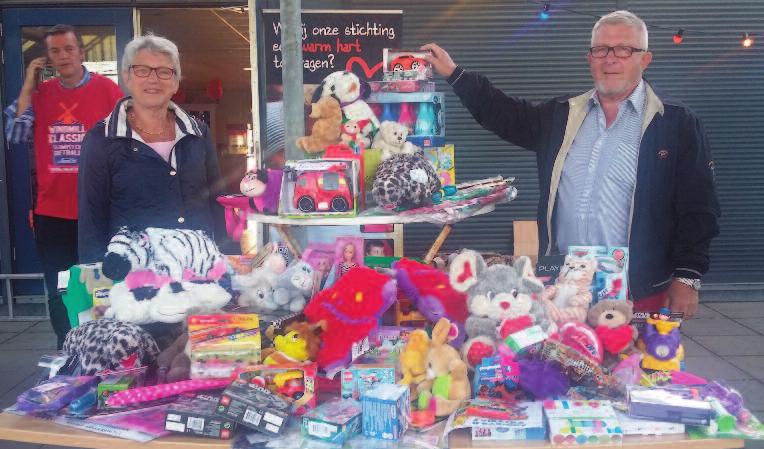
[2,8,132,296]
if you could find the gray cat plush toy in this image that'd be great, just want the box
[449,250,553,368]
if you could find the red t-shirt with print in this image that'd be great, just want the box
[31,73,123,219]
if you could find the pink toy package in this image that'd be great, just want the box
[302,243,336,291]
[335,236,365,278]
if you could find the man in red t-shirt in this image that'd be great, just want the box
[4,25,123,348]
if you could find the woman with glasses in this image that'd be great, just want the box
[77,34,228,263]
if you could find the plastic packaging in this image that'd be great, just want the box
[16,375,99,413]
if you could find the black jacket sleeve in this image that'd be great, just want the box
[671,112,721,279]
[447,66,547,152]
[77,124,112,263]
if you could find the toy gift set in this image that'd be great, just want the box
[279,158,361,218]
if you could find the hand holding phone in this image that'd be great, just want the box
[25,57,48,87]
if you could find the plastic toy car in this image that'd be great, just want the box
[389,54,426,72]
[293,166,352,213]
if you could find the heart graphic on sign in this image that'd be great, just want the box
[346,57,383,79]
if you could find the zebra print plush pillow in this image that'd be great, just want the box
[102,227,225,283]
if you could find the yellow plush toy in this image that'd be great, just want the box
[262,321,324,388]
[398,329,430,388]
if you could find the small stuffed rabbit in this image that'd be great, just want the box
[415,318,471,417]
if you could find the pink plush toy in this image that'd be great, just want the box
[106,378,231,407]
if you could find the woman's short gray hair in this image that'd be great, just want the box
[591,10,648,49]
[121,34,181,79]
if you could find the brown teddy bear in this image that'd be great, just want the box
[586,299,638,359]
[296,96,342,153]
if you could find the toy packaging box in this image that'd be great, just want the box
[367,92,445,138]
[424,143,456,187]
[627,385,713,425]
[382,49,433,81]
[369,80,435,93]
[279,159,360,218]
[340,364,396,400]
[543,400,623,446]
[188,314,261,379]
[361,383,410,440]
[97,374,139,408]
[615,411,684,435]
[567,246,629,303]
[216,379,291,435]
[301,398,362,444]
[234,362,317,414]
[354,326,413,365]
[165,394,237,439]
[473,356,520,401]
[469,400,545,441]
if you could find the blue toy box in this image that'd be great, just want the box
[361,384,410,440]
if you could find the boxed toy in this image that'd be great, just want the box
[469,400,545,441]
[234,362,317,414]
[627,385,713,425]
[615,411,684,435]
[367,92,445,138]
[382,49,433,81]
[424,144,456,187]
[216,379,291,435]
[543,399,623,446]
[97,374,139,408]
[567,246,629,303]
[188,314,261,379]
[355,326,413,365]
[301,398,362,444]
[473,356,520,400]
[280,159,360,218]
[369,80,435,93]
[340,364,396,400]
[361,384,410,440]
[165,394,237,439]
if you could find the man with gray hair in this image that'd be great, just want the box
[3,24,123,348]
[422,10,720,319]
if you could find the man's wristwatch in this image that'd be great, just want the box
[674,277,701,291]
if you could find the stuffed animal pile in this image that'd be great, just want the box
[101,227,231,324]
[449,250,553,368]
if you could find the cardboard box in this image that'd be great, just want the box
[470,401,545,441]
[543,400,623,446]
[361,384,410,440]
[165,394,237,439]
[279,159,360,218]
[340,364,395,400]
[188,314,261,379]
[234,362,318,415]
[302,398,362,444]
[216,379,291,434]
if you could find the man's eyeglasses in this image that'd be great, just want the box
[589,46,646,58]
[130,65,176,80]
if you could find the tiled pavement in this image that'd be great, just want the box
[0,303,763,448]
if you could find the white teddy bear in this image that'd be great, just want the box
[372,121,422,161]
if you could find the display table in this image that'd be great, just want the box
[0,412,744,449]
[251,201,502,263]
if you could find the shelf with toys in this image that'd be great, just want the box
[218,47,514,263]
[0,48,751,449]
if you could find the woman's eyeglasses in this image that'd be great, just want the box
[129,65,176,80]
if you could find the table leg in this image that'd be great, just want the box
[274,225,303,260]
[423,224,453,264]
